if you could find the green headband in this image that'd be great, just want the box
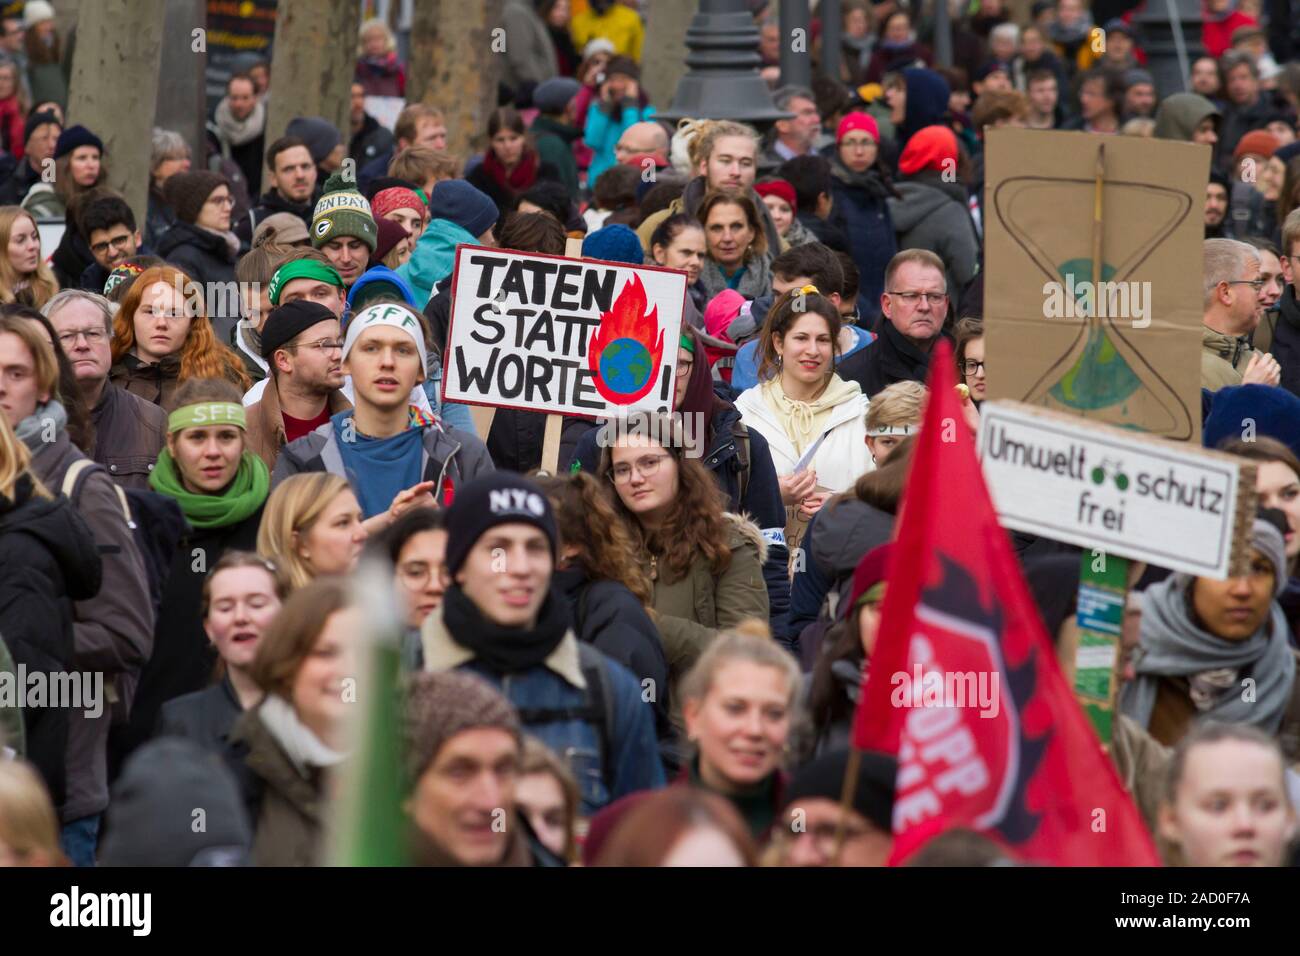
[168,402,247,434]
[680,332,695,354]
[267,259,344,306]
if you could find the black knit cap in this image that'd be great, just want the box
[163,170,229,225]
[783,748,897,833]
[260,300,338,359]
[23,109,59,145]
[444,473,558,577]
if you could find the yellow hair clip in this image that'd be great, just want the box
[797,284,820,296]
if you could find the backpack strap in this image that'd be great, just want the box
[61,458,133,527]
[732,421,751,505]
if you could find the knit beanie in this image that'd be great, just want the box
[403,671,521,781]
[444,473,558,577]
[260,300,337,359]
[54,125,103,161]
[252,211,310,247]
[100,738,252,866]
[23,110,59,146]
[606,56,640,82]
[312,170,378,251]
[844,543,894,621]
[426,180,498,239]
[1202,384,1300,459]
[582,223,644,264]
[703,289,746,340]
[783,749,898,833]
[22,0,54,28]
[373,217,409,262]
[372,186,425,222]
[1252,515,1288,597]
[898,125,959,176]
[754,179,797,209]
[533,76,582,115]
[1233,129,1281,162]
[163,170,229,225]
[285,115,343,166]
[837,111,880,145]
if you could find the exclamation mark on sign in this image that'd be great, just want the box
[659,364,672,403]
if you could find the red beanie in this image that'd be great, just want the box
[754,179,797,209]
[842,543,894,622]
[898,125,959,176]
[836,111,880,145]
[372,186,425,221]
[1233,129,1280,163]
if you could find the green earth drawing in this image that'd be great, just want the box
[599,338,654,394]
[1048,258,1141,411]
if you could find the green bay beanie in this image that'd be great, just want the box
[312,170,378,252]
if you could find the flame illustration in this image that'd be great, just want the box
[587,274,664,405]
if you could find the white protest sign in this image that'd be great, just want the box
[978,401,1256,578]
[441,245,687,417]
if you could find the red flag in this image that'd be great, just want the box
[851,340,1160,866]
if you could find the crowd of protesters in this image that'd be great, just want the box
[1,0,1300,869]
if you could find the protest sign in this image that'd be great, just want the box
[441,246,688,419]
[978,400,1256,579]
[982,129,1208,441]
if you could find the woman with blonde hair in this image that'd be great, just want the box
[680,626,803,839]
[109,264,250,410]
[864,379,925,466]
[257,472,368,590]
[355,17,406,99]
[0,206,57,309]
[0,760,66,866]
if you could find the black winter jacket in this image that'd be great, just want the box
[0,475,103,808]
[1272,284,1300,399]
[158,675,246,761]
[836,320,949,400]
[234,188,316,247]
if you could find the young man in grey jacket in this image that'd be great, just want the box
[271,302,493,528]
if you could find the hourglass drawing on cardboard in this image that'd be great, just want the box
[990,143,1196,441]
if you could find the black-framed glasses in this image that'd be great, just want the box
[888,291,948,306]
[960,359,986,376]
[675,359,694,378]
[1225,278,1266,290]
[90,234,134,256]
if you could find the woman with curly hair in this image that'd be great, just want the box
[0,207,58,309]
[109,264,250,410]
[597,415,769,714]
[534,471,670,738]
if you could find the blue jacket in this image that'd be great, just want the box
[584,100,656,185]
[420,605,665,814]
[398,218,478,308]
[566,399,794,647]
[828,161,897,308]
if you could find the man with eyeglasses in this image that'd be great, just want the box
[1270,208,1300,396]
[837,248,952,400]
[1201,238,1280,391]
[43,289,166,489]
[775,749,897,867]
[243,300,352,470]
[77,195,144,292]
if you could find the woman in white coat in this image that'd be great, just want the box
[734,287,872,550]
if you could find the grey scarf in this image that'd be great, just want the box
[15,399,66,449]
[214,95,266,148]
[697,251,773,307]
[1119,573,1295,734]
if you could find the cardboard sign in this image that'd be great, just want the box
[978,401,1257,578]
[983,129,1208,442]
[441,246,687,417]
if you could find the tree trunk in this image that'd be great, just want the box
[66,0,167,230]
[153,0,208,166]
[408,0,505,160]
[265,0,361,165]
[642,0,696,114]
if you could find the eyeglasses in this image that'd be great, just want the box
[90,234,134,256]
[889,291,948,306]
[610,453,671,484]
[137,305,188,322]
[776,820,873,859]
[960,359,986,375]
[1225,278,1266,290]
[56,327,109,347]
[283,339,344,353]
[206,194,236,208]
[398,562,438,591]
[675,359,694,378]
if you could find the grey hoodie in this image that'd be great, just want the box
[1153,93,1221,142]
[886,172,980,309]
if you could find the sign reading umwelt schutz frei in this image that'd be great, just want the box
[978,401,1255,579]
[442,246,688,418]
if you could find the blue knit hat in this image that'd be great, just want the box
[582,224,644,265]
[54,125,103,161]
[426,180,498,239]
[1203,384,1300,458]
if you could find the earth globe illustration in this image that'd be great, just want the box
[599,337,653,395]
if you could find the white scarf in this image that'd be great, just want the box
[259,694,346,779]
[215,95,266,148]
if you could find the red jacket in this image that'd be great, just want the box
[0,95,23,160]
[1202,6,1257,58]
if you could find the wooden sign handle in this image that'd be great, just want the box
[541,413,563,475]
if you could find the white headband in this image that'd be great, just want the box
[342,302,428,376]
[866,424,917,437]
